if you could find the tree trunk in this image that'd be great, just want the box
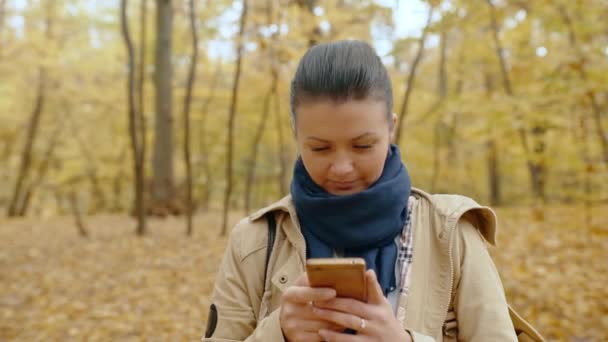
[487,0,544,205]
[244,0,279,213]
[486,139,501,206]
[121,0,147,235]
[138,0,147,131]
[112,147,128,212]
[394,5,433,146]
[183,0,198,236]
[445,46,466,190]
[198,64,222,211]
[7,68,44,217]
[244,81,275,214]
[274,83,288,196]
[430,123,441,193]
[7,0,54,216]
[558,4,608,165]
[577,109,593,228]
[482,70,502,205]
[137,0,148,216]
[69,190,89,238]
[152,0,175,213]
[530,126,547,202]
[272,2,288,196]
[430,27,448,193]
[87,166,106,212]
[221,0,248,236]
[17,119,63,216]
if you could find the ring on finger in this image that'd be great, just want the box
[359,317,366,331]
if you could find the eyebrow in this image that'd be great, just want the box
[306,132,377,143]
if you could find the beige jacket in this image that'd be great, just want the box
[203,188,518,341]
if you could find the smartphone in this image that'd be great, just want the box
[306,258,367,302]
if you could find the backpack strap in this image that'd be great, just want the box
[257,211,277,320]
[263,211,277,288]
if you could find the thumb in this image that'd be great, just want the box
[366,269,386,305]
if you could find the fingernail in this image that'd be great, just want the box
[323,289,336,297]
[318,329,329,339]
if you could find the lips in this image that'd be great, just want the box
[330,180,358,191]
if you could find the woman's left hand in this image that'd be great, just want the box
[311,269,412,342]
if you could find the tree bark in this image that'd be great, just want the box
[244,80,275,214]
[430,27,448,193]
[121,0,147,234]
[394,5,433,146]
[7,1,54,217]
[69,190,89,238]
[152,0,175,213]
[273,82,288,196]
[221,0,248,236]
[576,109,593,228]
[7,67,45,217]
[244,0,279,213]
[486,139,501,206]
[558,4,608,165]
[17,119,63,216]
[183,0,198,235]
[272,2,288,196]
[198,63,222,211]
[137,0,148,215]
[138,0,147,131]
[112,147,128,212]
[487,0,545,204]
[482,69,502,205]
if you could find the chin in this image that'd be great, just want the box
[327,187,366,196]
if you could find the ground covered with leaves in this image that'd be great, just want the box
[1,206,606,341]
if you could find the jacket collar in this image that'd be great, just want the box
[248,188,497,246]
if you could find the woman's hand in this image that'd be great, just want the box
[312,270,412,342]
[279,273,345,342]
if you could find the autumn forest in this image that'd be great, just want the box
[1,0,607,340]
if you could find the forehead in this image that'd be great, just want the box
[295,98,388,138]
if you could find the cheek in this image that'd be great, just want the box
[361,148,390,181]
[301,152,329,181]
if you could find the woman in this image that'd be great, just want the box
[203,40,518,341]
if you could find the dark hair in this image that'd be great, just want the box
[289,40,393,128]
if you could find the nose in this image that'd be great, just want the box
[329,153,354,177]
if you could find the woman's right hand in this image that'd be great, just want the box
[279,273,343,342]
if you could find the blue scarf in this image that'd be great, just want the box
[291,144,411,295]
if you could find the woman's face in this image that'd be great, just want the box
[295,98,396,196]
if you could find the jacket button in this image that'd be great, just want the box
[279,275,288,284]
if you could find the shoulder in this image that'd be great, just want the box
[248,195,293,222]
[227,195,294,261]
[412,187,498,246]
[226,217,268,262]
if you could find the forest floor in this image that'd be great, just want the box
[1,205,607,341]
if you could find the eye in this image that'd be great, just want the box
[311,147,329,152]
[354,144,372,149]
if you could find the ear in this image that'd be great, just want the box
[389,113,397,142]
